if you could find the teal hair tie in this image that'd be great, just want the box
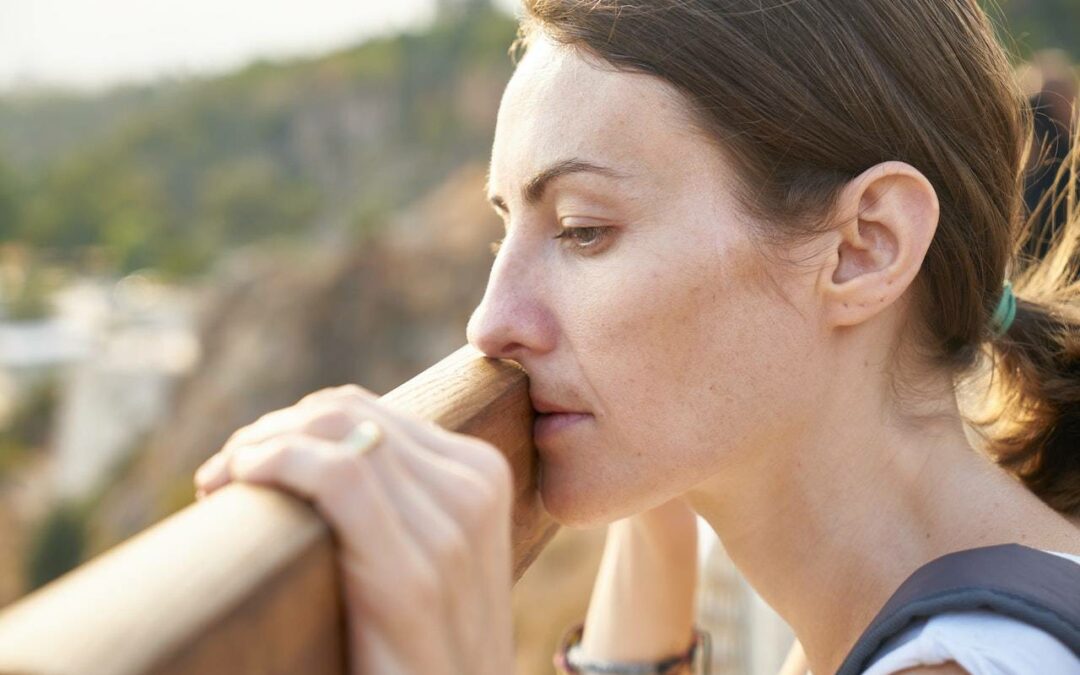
[990,280,1017,337]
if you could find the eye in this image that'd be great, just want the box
[489,224,614,258]
[553,226,611,253]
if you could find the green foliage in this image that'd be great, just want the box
[0,7,518,279]
[983,0,1080,59]
[24,500,88,591]
[0,378,59,476]
[0,158,19,241]
[3,262,65,320]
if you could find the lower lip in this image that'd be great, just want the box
[534,412,591,442]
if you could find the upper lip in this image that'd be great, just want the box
[530,393,587,415]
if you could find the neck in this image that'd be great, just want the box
[684,361,1056,675]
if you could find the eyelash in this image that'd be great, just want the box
[489,226,611,257]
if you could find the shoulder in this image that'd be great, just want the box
[859,610,1079,675]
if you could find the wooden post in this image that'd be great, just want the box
[0,345,559,675]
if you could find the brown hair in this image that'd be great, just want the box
[513,0,1080,514]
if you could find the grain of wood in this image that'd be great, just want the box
[0,344,557,675]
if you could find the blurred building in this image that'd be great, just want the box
[696,517,796,675]
[49,276,200,500]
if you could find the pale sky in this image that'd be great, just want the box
[0,0,520,93]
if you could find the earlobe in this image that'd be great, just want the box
[820,161,939,329]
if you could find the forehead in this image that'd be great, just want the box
[489,34,708,191]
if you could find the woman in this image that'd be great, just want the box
[193,1,1080,673]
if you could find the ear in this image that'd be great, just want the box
[818,161,939,329]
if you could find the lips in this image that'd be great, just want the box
[533,411,591,442]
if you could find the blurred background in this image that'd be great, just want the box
[0,1,1075,673]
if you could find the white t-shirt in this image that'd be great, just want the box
[860,550,1080,675]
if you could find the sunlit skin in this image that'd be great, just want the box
[470,35,806,527]
[193,30,1080,675]
[466,34,1080,675]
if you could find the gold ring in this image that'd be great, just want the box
[339,419,383,457]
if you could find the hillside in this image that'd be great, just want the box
[0,6,516,276]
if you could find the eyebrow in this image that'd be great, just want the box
[486,158,627,212]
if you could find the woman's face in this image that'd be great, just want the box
[467,35,825,527]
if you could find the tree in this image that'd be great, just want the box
[985,0,1080,59]
[436,0,493,21]
[0,157,19,241]
[25,501,87,591]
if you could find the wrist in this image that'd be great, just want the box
[555,621,711,675]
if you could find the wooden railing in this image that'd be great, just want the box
[0,345,559,674]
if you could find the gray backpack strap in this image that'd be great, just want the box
[835,543,1080,675]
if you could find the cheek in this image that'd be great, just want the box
[586,236,757,423]
[540,223,817,526]
[545,240,753,512]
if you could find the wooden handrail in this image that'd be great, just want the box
[0,345,559,674]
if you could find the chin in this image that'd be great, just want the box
[537,461,620,529]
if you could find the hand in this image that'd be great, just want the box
[193,385,516,675]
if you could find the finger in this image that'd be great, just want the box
[297,383,379,408]
[223,430,439,591]
[195,405,312,494]
[308,398,514,603]
[347,435,486,666]
[359,423,513,661]
[225,426,465,672]
[249,384,513,494]
[194,450,231,495]
[217,397,367,453]
[304,388,513,484]
[222,429,446,566]
[196,393,373,494]
[220,405,312,453]
[193,397,475,501]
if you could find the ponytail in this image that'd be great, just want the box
[975,126,1080,516]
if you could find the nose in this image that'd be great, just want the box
[466,238,555,361]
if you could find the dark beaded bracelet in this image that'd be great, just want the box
[552,621,712,675]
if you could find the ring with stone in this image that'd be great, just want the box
[339,419,383,457]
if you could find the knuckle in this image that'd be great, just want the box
[335,384,374,398]
[437,434,513,500]
[302,384,375,406]
[404,562,442,605]
[303,407,355,437]
[431,523,470,566]
[456,482,503,533]
[298,386,345,406]
[223,423,256,448]
[470,440,513,489]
